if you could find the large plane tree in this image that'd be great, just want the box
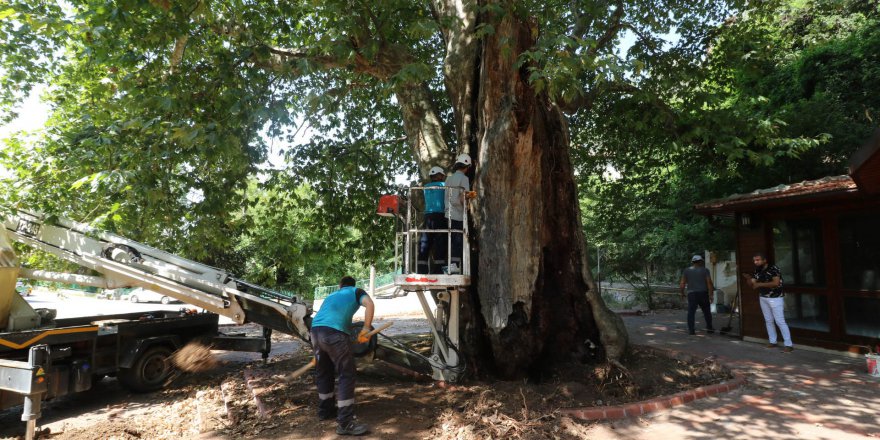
[0,0,741,378]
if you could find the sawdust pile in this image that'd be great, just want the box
[172,342,219,373]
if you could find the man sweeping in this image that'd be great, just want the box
[310,276,375,436]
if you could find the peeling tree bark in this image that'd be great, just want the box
[464,7,627,378]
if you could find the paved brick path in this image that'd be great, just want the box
[583,310,880,439]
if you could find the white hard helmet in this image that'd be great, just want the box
[428,166,446,176]
[455,153,472,167]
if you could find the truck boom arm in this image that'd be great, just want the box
[2,209,311,341]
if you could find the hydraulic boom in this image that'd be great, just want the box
[1,209,312,341]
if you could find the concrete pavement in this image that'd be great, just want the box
[587,309,880,439]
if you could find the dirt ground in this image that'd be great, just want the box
[1,330,732,440]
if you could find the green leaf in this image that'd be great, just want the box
[0,8,17,20]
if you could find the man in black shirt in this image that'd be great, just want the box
[679,255,715,335]
[744,253,793,352]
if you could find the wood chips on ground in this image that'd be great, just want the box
[6,338,732,440]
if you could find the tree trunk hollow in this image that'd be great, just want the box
[462,11,608,379]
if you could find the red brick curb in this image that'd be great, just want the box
[242,368,270,418]
[561,346,747,421]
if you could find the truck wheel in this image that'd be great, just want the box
[129,295,139,303]
[160,296,171,305]
[118,346,175,392]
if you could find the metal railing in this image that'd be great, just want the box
[312,269,402,300]
[398,185,470,276]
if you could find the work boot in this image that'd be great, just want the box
[336,419,369,436]
[317,399,337,421]
[318,408,338,421]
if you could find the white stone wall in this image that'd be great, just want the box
[705,250,738,312]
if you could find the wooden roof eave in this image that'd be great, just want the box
[694,187,861,215]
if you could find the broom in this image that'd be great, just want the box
[173,322,394,375]
[720,288,740,335]
[280,321,394,383]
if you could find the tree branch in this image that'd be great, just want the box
[569,0,594,40]
[557,79,680,129]
[622,22,660,53]
[586,0,625,58]
[169,35,189,74]
[395,81,454,177]
[168,0,202,75]
[265,45,346,69]
[431,0,479,152]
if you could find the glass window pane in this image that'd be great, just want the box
[796,227,823,285]
[773,220,825,286]
[773,222,794,282]
[839,216,880,291]
[783,293,829,332]
[843,296,880,338]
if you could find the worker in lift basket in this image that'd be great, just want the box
[444,153,476,274]
[417,166,447,274]
[310,276,375,436]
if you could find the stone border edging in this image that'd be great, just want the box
[243,368,270,418]
[561,346,747,421]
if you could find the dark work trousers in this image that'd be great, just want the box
[311,326,356,424]
[448,219,464,266]
[417,213,447,274]
[687,291,713,333]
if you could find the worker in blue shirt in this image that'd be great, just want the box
[310,276,375,436]
[417,166,447,274]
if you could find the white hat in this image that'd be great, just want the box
[691,255,704,262]
[428,166,445,176]
[455,153,472,167]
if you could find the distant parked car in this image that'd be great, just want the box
[119,287,180,305]
[15,281,32,297]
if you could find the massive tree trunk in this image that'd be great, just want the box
[453,4,627,378]
[313,0,630,379]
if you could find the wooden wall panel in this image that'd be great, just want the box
[735,216,769,340]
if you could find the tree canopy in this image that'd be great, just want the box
[577,0,880,284]
[2,0,877,374]
[0,0,739,290]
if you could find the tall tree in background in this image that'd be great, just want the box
[576,0,880,284]
[0,0,746,377]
